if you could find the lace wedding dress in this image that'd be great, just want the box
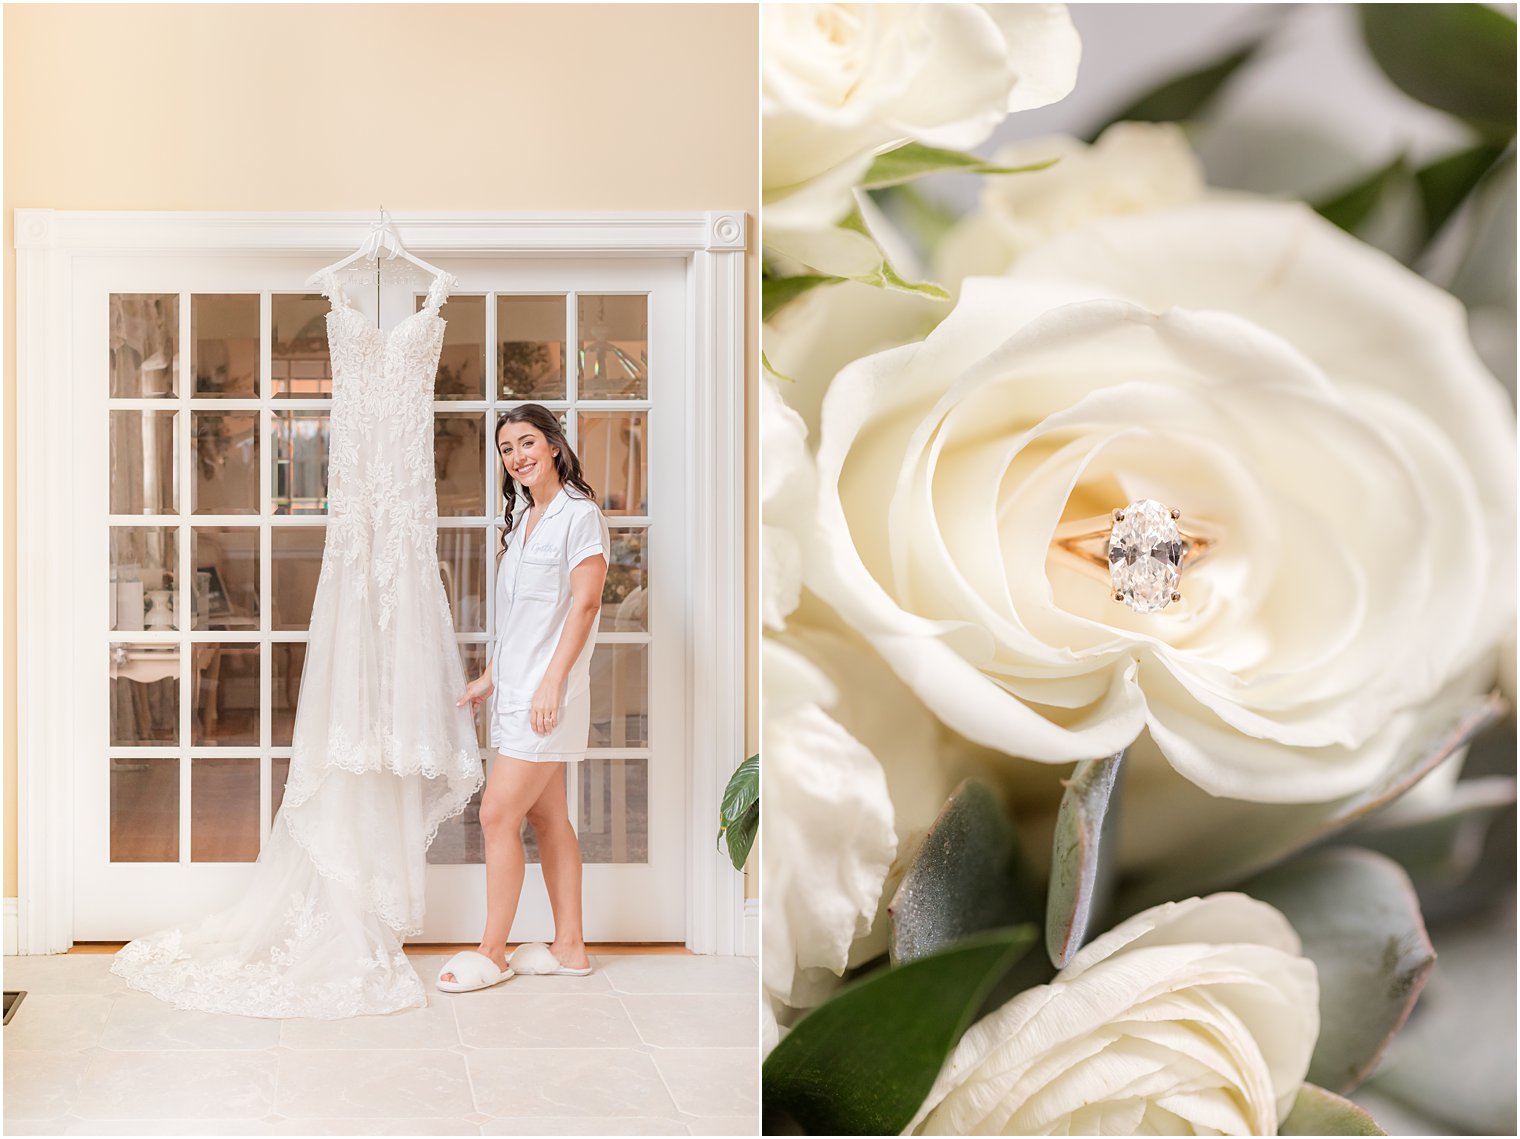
[110,269,484,1018]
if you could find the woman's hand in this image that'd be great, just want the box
[530,673,567,735]
[457,672,494,713]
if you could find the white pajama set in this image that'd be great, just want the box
[488,486,611,762]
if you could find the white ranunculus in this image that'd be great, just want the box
[933,121,1207,290]
[808,199,1515,803]
[763,4,1080,232]
[908,894,1319,1135]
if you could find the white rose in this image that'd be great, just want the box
[763,3,1080,232]
[762,376,814,631]
[932,121,1207,289]
[908,893,1319,1135]
[808,199,1514,803]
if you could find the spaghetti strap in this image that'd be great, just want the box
[423,270,458,313]
[316,268,349,309]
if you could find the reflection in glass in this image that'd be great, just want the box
[191,527,259,631]
[420,293,485,399]
[435,414,486,516]
[191,758,260,861]
[110,643,179,745]
[578,411,647,516]
[110,527,179,632]
[272,642,305,747]
[272,293,333,398]
[110,294,178,398]
[273,411,330,514]
[578,294,648,399]
[498,295,566,400]
[272,527,326,630]
[110,410,178,515]
[111,757,178,862]
[589,642,648,748]
[601,527,648,632]
[192,294,259,397]
[193,411,259,514]
[271,757,290,823]
[460,641,490,748]
[578,758,648,864]
[439,528,487,633]
[191,642,260,747]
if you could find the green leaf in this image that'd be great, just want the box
[717,755,759,871]
[1279,1083,1388,1135]
[1361,5,1517,141]
[888,780,1040,965]
[837,203,952,302]
[1315,154,1408,233]
[763,926,1036,1136]
[723,803,758,871]
[1350,775,1516,893]
[861,141,1057,190]
[1046,751,1124,968]
[1088,40,1262,140]
[1121,692,1509,912]
[1415,143,1508,241]
[869,184,963,256]
[763,273,843,321]
[761,349,798,384]
[1243,848,1434,1095]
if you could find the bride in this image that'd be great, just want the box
[438,403,610,991]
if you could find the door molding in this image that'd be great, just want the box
[12,208,749,955]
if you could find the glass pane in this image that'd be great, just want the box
[420,293,485,399]
[577,294,648,400]
[272,527,326,630]
[436,414,486,517]
[272,411,330,515]
[192,294,259,397]
[272,643,305,748]
[193,411,259,514]
[191,642,260,747]
[428,786,484,865]
[110,527,179,632]
[191,527,259,631]
[578,411,647,516]
[110,757,178,862]
[191,758,260,861]
[589,643,648,748]
[438,528,487,632]
[110,293,178,398]
[109,410,177,515]
[460,641,490,748]
[498,295,566,400]
[601,527,648,632]
[110,643,179,745]
[272,293,333,398]
[578,758,648,864]
[271,757,290,823]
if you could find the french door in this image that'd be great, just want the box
[73,252,688,943]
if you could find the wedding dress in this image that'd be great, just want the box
[111,269,484,1018]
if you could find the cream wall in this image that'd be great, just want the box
[2,3,760,900]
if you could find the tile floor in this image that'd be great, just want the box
[3,951,759,1136]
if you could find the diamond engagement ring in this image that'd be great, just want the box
[1051,499,1218,613]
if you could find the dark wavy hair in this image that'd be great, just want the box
[496,404,596,553]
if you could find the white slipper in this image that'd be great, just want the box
[508,942,593,976]
[435,949,513,992]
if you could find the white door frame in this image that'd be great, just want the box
[12,208,749,955]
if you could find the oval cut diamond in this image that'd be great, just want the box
[1108,499,1182,613]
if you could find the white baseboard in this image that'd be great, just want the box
[743,896,759,958]
[4,898,17,956]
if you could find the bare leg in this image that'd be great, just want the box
[525,763,589,970]
[440,753,559,984]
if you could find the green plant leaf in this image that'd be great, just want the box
[763,926,1036,1136]
[888,780,1040,965]
[1279,1083,1388,1135]
[761,349,798,384]
[721,754,759,824]
[1121,692,1508,912]
[1088,39,1263,140]
[869,183,963,256]
[861,141,1057,190]
[1350,775,1516,892]
[1415,143,1508,241]
[1242,847,1434,1095]
[1046,751,1124,968]
[762,273,842,321]
[723,803,758,871]
[1315,154,1408,233]
[1360,4,1517,141]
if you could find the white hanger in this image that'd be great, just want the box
[305,208,449,287]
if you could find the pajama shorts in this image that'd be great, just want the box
[488,687,590,763]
